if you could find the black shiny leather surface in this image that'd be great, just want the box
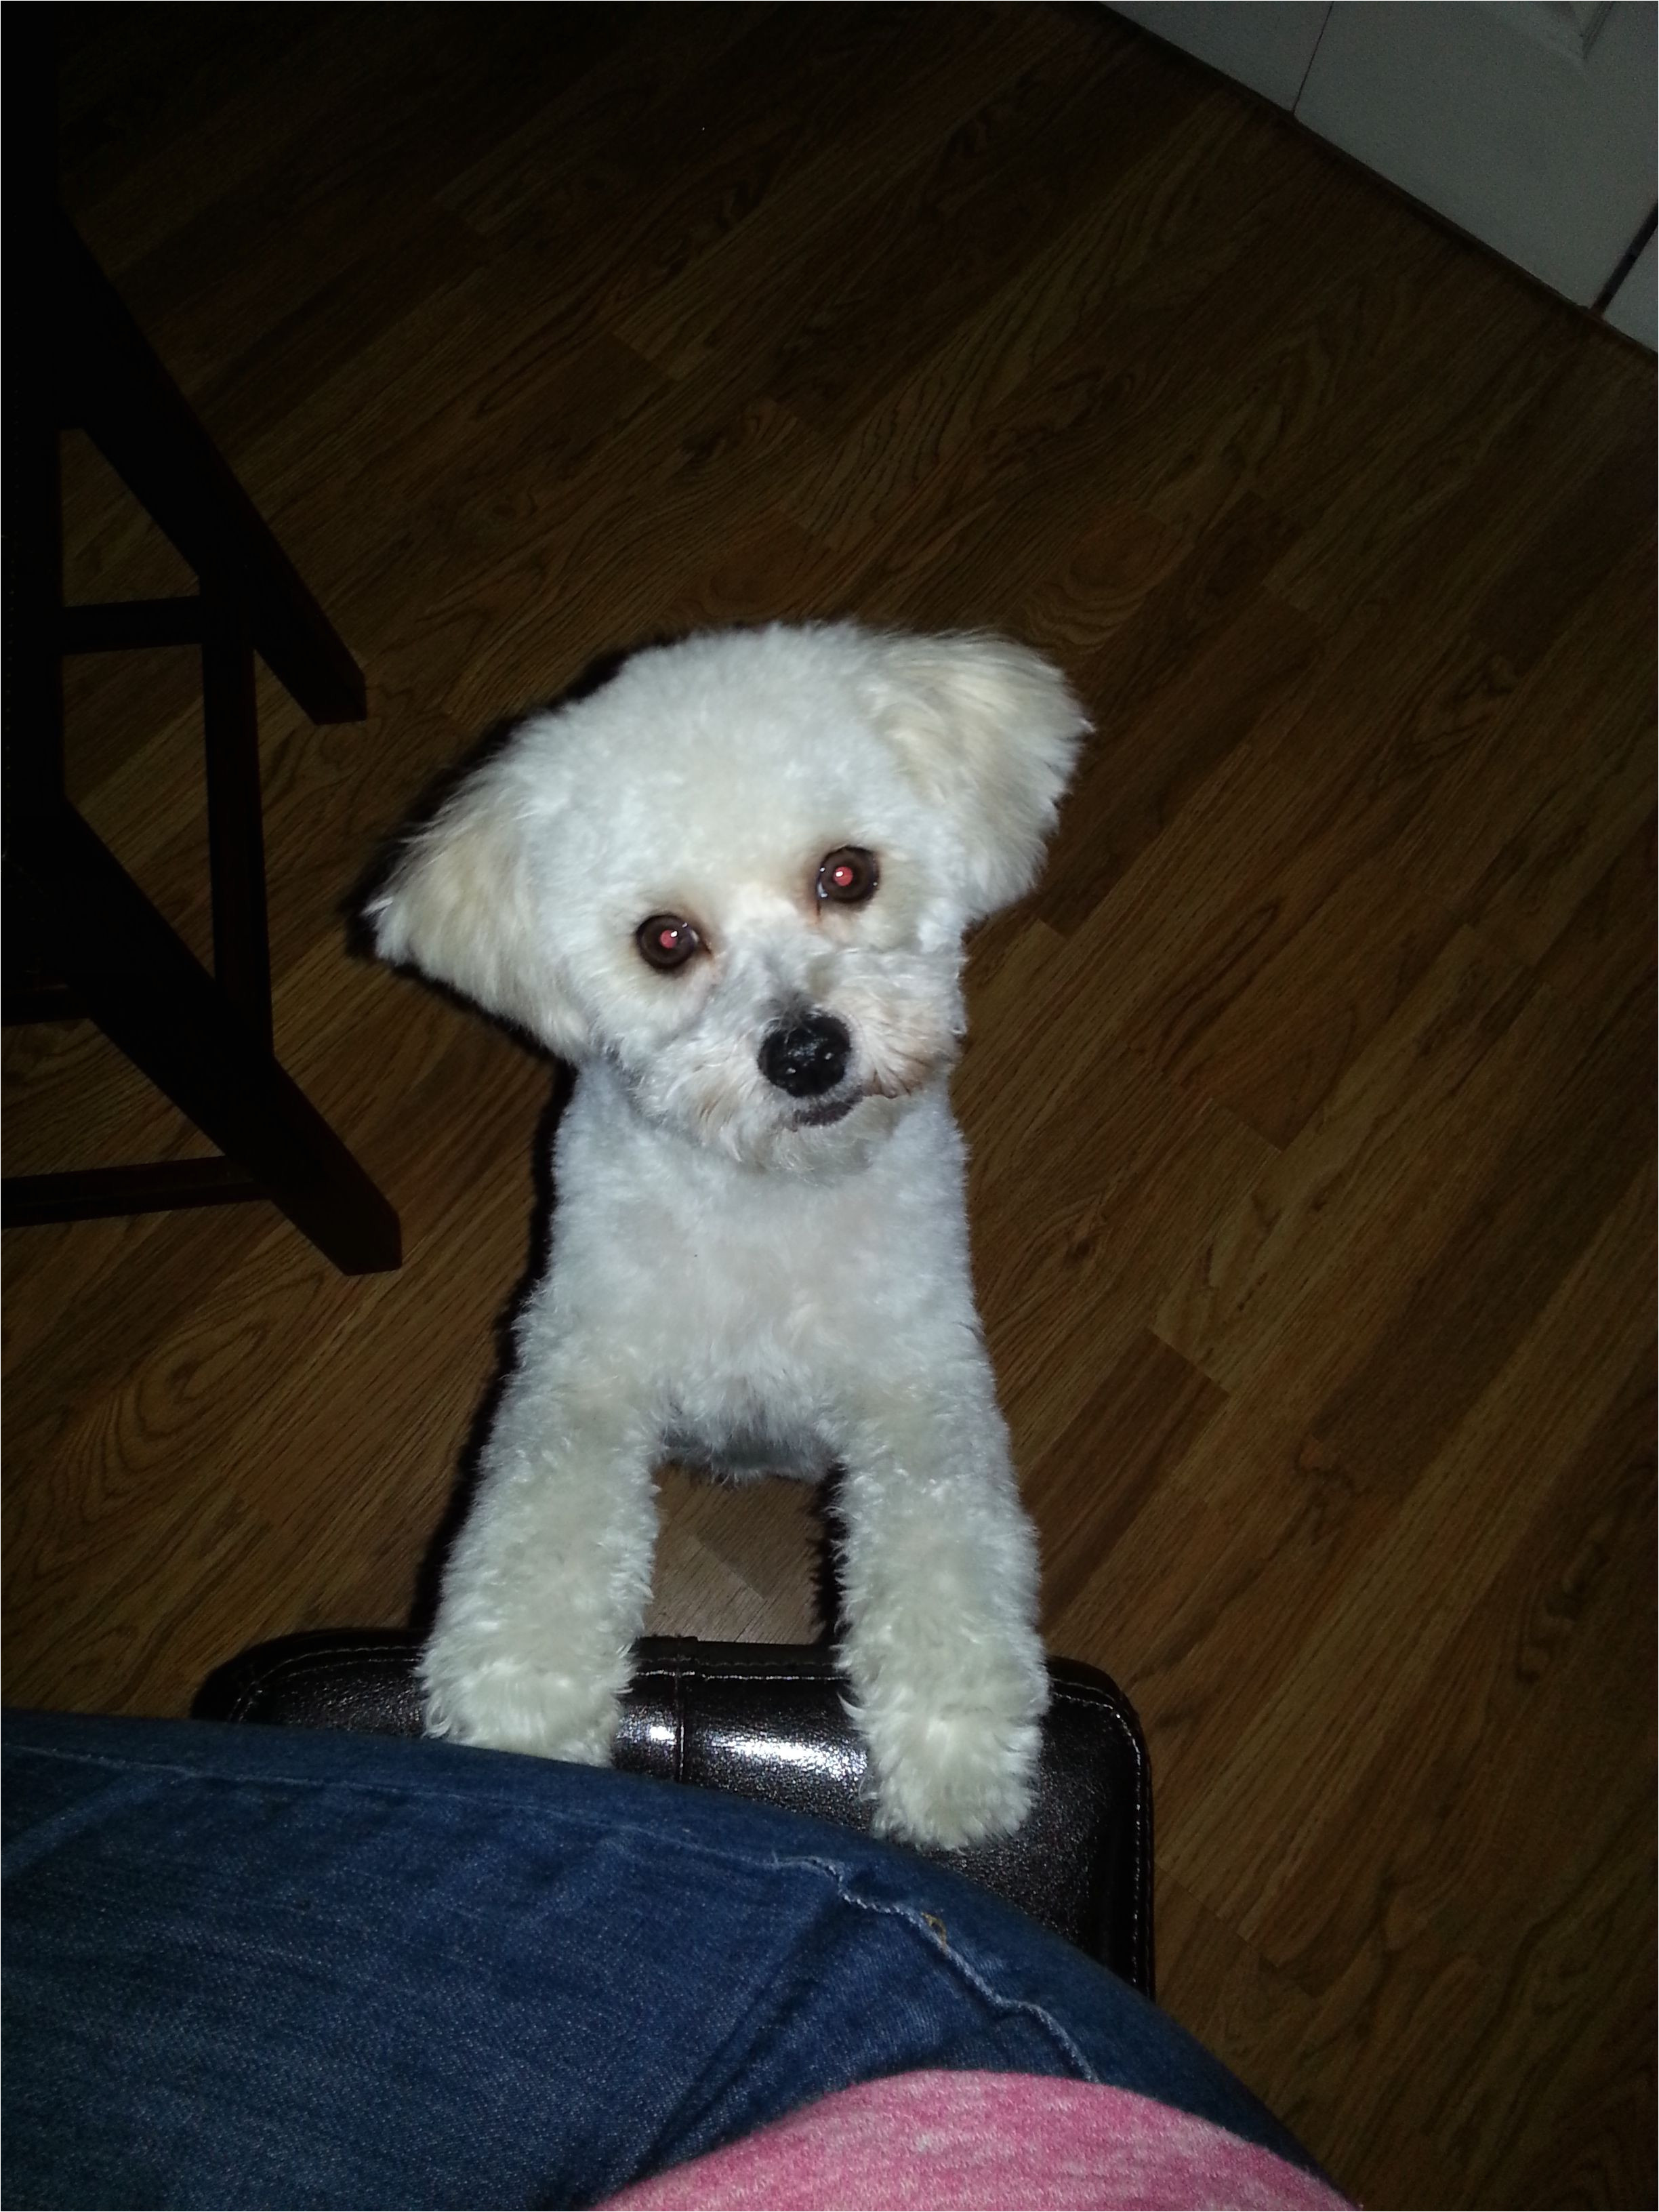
[194,1630,1153,1994]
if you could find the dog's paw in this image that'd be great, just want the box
[858,1689,1045,1850]
[421,1643,623,1765]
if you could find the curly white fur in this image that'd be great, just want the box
[370,621,1088,1846]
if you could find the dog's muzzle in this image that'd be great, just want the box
[758,1012,851,1098]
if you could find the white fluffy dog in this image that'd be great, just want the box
[371,621,1088,1847]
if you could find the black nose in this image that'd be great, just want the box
[758,1014,851,1097]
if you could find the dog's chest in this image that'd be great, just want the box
[546,1078,977,1473]
[643,1175,885,1472]
[554,1082,964,1389]
[628,1160,882,1345]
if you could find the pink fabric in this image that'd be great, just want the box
[604,2069,1352,2210]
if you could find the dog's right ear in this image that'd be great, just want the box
[366,752,588,1059]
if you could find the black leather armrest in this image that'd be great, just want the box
[195,1629,1153,1994]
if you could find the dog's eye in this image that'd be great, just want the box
[636,914,702,971]
[817,847,878,906]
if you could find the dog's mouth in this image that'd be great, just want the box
[792,1092,859,1128]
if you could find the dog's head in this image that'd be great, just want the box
[369,623,1087,1170]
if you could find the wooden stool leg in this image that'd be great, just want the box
[201,583,274,1050]
[7,810,401,1275]
[58,212,365,725]
[4,213,400,1275]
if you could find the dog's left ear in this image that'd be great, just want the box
[863,632,1090,919]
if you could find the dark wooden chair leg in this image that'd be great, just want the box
[201,581,274,1050]
[56,211,365,726]
[5,808,401,1275]
[3,1160,264,1225]
[3,204,401,1275]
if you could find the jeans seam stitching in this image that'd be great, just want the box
[775,1852,1101,2085]
[7,1742,1116,2051]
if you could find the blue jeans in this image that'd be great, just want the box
[3,1709,1314,2209]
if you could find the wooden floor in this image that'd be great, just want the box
[7,7,1653,2204]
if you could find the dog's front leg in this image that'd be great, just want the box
[835,1389,1049,1849]
[421,1362,658,1764]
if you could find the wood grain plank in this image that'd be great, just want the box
[1290,1506,1654,2212]
[1168,1163,1652,1931]
[1034,581,1319,941]
[1269,327,1651,644]
[1159,568,1652,1143]
[75,9,638,377]
[1153,924,1536,1390]
[1257,1355,1656,1990]
[782,91,1322,557]
[611,7,1068,380]
[646,1469,824,1644]
[1304,970,1651,1504]
[1056,967,1652,1837]
[758,22,1205,444]
[1030,1331,1227,1631]
[1153,1877,1333,2177]
[961,1006,1273,1471]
